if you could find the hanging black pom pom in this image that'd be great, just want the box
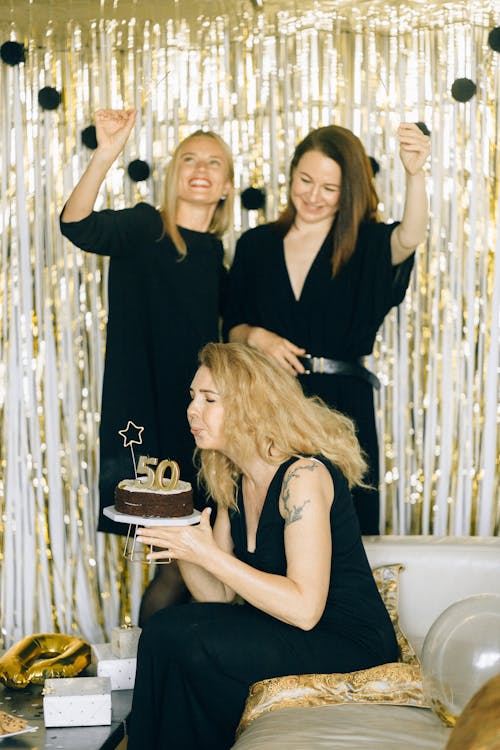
[38,86,62,110]
[368,156,380,177]
[451,78,477,102]
[81,125,98,150]
[0,40,25,66]
[127,159,150,182]
[241,187,266,210]
[416,121,431,136]
[488,26,500,53]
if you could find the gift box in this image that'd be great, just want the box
[111,625,141,659]
[91,643,137,691]
[43,676,112,727]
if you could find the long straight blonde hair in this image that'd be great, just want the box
[195,343,367,510]
[159,130,234,256]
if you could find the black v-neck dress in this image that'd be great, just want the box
[127,457,398,750]
[60,203,227,533]
[222,222,415,534]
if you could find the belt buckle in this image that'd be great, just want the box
[312,356,324,374]
[311,357,323,373]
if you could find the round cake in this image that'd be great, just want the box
[114,478,193,518]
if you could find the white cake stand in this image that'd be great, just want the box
[103,505,201,564]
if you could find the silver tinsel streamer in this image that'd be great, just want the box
[0,0,498,647]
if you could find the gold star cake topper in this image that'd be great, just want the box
[118,421,144,448]
[118,421,144,478]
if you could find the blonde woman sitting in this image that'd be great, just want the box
[127,342,398,750]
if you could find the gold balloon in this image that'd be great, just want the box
[445,673,500,750]
[0,633,91,689]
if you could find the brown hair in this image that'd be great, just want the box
[194,342,367,510]
[271,125,379,276]
[159,130,234,256]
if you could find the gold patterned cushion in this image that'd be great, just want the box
[371,563,418,665]
[237,662,425,734]
[237,563,424,735]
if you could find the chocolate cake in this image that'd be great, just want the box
[114,478,193,518]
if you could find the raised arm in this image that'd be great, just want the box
[139,458,334,630]
[390,122,431,265]
[61,108,137,223]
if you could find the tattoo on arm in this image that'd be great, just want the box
[281,463,317,526]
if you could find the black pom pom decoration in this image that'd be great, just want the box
[488,27,500,53]
[38,86,62,110]
[451,78,477,102]
[81,125,98,150]
[241,186,266,210]
[0,40,25,66]
[368,156,380,177]
[416,121,431,136]
[127,159,150,182]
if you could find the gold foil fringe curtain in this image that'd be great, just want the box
[0,1,499,647]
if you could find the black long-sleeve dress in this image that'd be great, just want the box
[222,222,415,534]
[60,203,226,534]
[126,456,398,750]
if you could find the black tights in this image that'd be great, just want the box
[138,562,191,626]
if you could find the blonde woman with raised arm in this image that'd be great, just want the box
[60,110,234,622]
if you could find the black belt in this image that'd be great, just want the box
[298,355,381,390]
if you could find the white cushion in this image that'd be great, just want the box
[363,536,500,653]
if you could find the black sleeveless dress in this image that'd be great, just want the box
[127,457,398,750]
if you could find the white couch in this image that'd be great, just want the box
[232,535,500,750]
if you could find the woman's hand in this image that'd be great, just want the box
[246,326,306,376]
[60,108,138,224]
[397,122,431,176]
[94,108,137,159]
[137,508,218,566]
[390,122,430,263]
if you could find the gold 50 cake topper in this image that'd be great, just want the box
[118,420,179,491]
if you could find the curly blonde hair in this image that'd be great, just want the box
[195,343,367,510]
[160,130,234,256]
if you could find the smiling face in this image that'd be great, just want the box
[176,135,233,211]
[290,149,342,228]
[187,366,226,452]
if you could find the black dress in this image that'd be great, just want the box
[126,457,398,750]
[222,222,415,534]
[60,203,226,534]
